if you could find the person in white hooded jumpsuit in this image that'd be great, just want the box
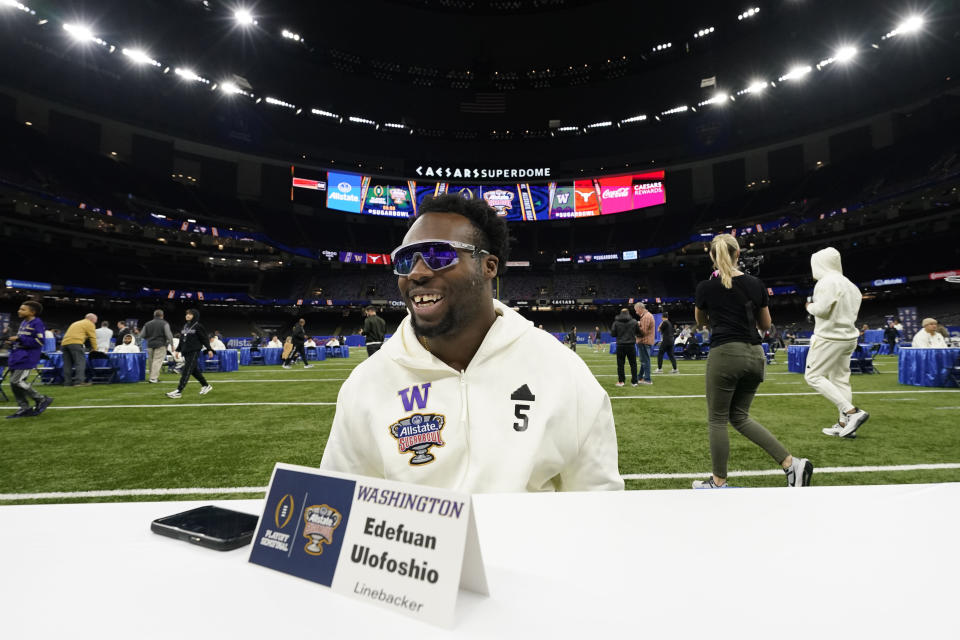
[804,247,869,438]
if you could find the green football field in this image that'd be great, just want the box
[2,348,958,504]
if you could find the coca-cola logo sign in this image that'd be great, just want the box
[602,187,631,198]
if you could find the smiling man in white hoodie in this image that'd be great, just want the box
[804,247,869,438]
[320,194,623,493]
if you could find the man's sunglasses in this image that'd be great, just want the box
[390,239,489,276]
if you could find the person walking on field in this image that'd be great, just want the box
[610,308,638,387]
[165,309,213,398]
[362,306,387,357]
[656,312,678,374]
[804,247,869,438]
[140,309,173,384]
[633,302,655,384]
[282,318,312,369]
[693,234,813,489]
[5,301,53,418]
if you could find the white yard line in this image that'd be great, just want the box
[610,389,959,399]
[623,462,960,480]
[47,402,336,409]
[30,388,957,410]
[5,462,958,500]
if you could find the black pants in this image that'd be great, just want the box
[61,343,86,385]
[366,343,382,357]
[616,345,638,383]
[284,342,308,365]
[658,343,677,370]
[177,351,209,392]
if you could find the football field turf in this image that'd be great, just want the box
[2,349,958,504]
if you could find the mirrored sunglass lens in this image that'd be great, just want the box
[394,243,460,274]
[394,251,416,274]
[421,244,458,269]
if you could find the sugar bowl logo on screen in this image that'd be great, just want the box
[482,189,515,217]
[302,504,343,555]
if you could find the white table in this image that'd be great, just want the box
[1,484,956,638]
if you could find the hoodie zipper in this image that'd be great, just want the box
[459,370,468,426]
[459,369,470,486]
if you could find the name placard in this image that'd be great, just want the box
[248,463,488,627]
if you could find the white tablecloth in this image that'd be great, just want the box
[1,483,956,638]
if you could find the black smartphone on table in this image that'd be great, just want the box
[151,505,260,551]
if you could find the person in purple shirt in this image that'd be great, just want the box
[5,301,53,418]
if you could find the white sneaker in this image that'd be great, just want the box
[822,423,843,437]
[303,364,313,369]
[165,390,182,399]
[199,385,213,395]
[692,477,728,489]
[282,364,291,369]
[785,457,813,487]
[839,409,869,438]
[655,368,663,374]
[670,369,679,374]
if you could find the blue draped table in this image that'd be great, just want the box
[878,343,908,355]
[789,344,886,374]
[238,347,284,365]
[898,347,960,387]
[44,351,146,383]
[787,345,808,372]
[862,329,885,344]
[197,349,239,372]
[304,347,327,361]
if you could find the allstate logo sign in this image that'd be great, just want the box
[338,181,352,193]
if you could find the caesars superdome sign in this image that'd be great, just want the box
[412,165,552,180]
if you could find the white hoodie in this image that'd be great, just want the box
[321,300,624,493]
[807,247,862,341]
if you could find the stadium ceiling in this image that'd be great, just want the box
[0,0,957,147]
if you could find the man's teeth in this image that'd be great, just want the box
[413,294,443,305]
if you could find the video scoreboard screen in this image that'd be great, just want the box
[291,169,665,221]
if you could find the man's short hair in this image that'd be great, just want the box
[154,309,164,318]
[23,300,43,315]
[101,320,109,327]
[414,193,510,275]
[662,312,669,319]
[922,317,937,327]
[118,320,126,326]
[364,305,376,313]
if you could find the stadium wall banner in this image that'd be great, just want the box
[292,177,327,191]
[4,279,52,291]
[928,270,959,280]
[326,171,366,213]
[249,463,488,628]
[412,165,552,180]
[871,277,907,287]
[576,252,619,263]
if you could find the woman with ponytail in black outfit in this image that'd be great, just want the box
[692,235,813,489]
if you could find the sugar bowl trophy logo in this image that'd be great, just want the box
[389,187,409,206]
[302,504,342,556]
[390,413,446,465]
[483,190,515,217]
